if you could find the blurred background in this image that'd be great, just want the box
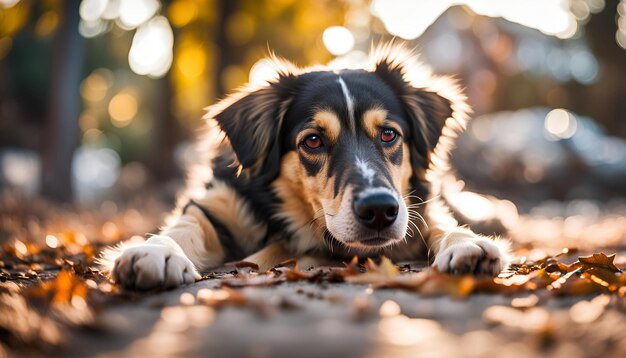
[0,0,625,239]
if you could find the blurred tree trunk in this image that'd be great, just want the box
[148,73,179,183]
[215,0,240,97]
[41,0,84,202]
[579,2,626,139]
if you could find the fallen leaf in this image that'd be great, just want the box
[225,260,260,271]
[578,253,621,273]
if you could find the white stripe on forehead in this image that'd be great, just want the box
[337,76,355,134]
[356,156,375,186]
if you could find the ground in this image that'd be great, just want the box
[0,191,625,357]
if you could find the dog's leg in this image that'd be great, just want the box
[425,198,510,276]
[101,180,269,290]
[243,243,293,272]
[102,204,225,290]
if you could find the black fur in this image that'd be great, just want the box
[373,59,453,169]
[211,66,453,253]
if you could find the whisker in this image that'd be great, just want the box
[323,229,335,254]
[402,193,441,208]
[407,208,428,229]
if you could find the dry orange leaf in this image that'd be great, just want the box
[577,253,621,273]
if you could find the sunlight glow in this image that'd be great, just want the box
[249,58,279,85]
[371,0,449,40]
[371,0,580,40]
[447,192,496,222]
[79,0,108,22]
[322,26,355,56]
[0,0,20,8]
[379,315,443,346]
[46,235,59,249]
[327,50,369,70]
[464,0,578,39]
[119,0,160,29]
[379,300,401,317]
[128,16,173,78]
[14,240,27,256]
[545,108,577,140]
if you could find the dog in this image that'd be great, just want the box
[101,43,511,290]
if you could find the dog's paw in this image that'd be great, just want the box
[433,236,509,276]
[111,238,200,290]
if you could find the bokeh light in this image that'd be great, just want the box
[79,0,107,22]
[80,69,113,102]
[78,18,110,38]
[46,234,59,249]
[108,90,139,128]
[617,0,626,50]
[118,0,160,29]
[176,44,206,79]
[544,108,577,140]
[168,0,198,28]
[322,26,355,56]
[0,150,40,196]
[35,11,59,38]
[128,16,173,78]
[72,147,121,203]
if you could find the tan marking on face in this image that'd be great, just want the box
[384,143,413,206]
[272,149,348,253]
[312,110,341,143]
[363,108,387,138]
[301,154,337,216]
[328,178,343,214]
[273,152,313,212]
[289,135,339,217]
[272,152,322,250]
[400,143,413,200]
[363,108,404,153]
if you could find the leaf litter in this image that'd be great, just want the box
[1,192,625,355]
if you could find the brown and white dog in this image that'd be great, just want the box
[101,43,510,290]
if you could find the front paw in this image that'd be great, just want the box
[112,240,200,290]
[433,237,509,276]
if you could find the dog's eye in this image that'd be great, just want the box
[303,135,323,149]
[380,129,398,143]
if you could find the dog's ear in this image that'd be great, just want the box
[373,56,453,170]
[210,73,299,180]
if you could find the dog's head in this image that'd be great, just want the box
[210,44,467,252]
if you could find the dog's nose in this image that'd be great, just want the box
[353,192,399,230]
